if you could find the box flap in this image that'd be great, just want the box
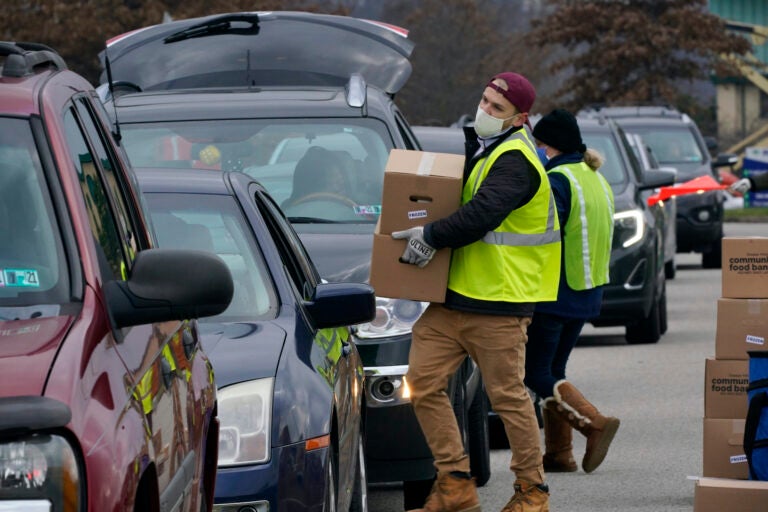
[385,149,464,179]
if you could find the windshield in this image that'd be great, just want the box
[626,126,705,165]
[0,118,69,318]
[121,119,392,225]
[143,192,278,322]
[581,130,628,189]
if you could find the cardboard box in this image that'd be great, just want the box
[716,298,768,359]
[694,477,768,512]
[378,149,465,234]
[722,237,768,298]
[702,418,748,479]
[704,358,749,418]
[369,221,451,303]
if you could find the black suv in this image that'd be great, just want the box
[581,106,726,268]
[97,11,489,494]
[577,115,676,343]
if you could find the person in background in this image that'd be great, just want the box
[392,72,561,512]
[730,173,768,195]
[525,109,619,475]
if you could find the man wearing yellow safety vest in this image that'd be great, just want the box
[525,109,619,476]
[392,72,561,512]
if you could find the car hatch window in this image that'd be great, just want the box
[62,107,128,282]
[0,117,69,309]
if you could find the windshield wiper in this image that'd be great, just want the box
[164,14,260,44]
[287,217,346,224]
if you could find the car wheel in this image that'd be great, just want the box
[467,385,491,487]
[659,285,668,335]
[349,432,368,512]
[702,240,723,269]
[488,411,509,450]
[324,449,337,512]
[626,289,662,344]
[665,258,676,279]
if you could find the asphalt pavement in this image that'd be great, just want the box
[368,222,768,512]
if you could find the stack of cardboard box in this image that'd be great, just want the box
[369,149,464,303]
[695,237,768,510]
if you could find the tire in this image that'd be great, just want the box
[626,289,662,344]
[658,285,668,335]
[467,386,491,487]
[403,479,435,511]
[702,239,723,269]
[324,449,337,512]
[349,433,368,512]
[488,412,509,450]
[664,258,676,279]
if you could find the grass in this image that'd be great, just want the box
[724,207,768,222]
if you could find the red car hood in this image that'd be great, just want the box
[0,316,74,397]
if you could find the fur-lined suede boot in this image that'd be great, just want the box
[541,398,577,472]
[551,380,620,473]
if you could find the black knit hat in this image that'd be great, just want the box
[532,109,587,154]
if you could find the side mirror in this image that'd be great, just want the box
[105,248,234,328]
[713,153,739,169]
[639,168,676,191]
[304,282,375,329]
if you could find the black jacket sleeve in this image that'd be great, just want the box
[424,149,541,250]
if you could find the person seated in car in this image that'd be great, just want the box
[282,146,354,209]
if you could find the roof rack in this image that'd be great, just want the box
[580,105,684,120]
[0,41,67,78]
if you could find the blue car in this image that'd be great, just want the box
[135,168,375,512]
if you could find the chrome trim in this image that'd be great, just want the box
[212,500,269,512]
[0,502,51,512]
[364,365,409,377]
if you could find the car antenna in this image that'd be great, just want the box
[103,47,122,143]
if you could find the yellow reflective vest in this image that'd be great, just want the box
[447,129,561,302]
[548,161,614,290]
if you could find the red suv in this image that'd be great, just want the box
[0,42,233,511]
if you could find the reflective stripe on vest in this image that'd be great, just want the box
[550,161,614,290]
[447,127,562,302]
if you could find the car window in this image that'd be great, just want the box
[253,189,320,302]
[74,98,140,264]
[0,117,69,309]
[627,126,705,165]
[63,107,129,282]
[120,119,391,224]
[144,192,278,321]
[581,130,628,188]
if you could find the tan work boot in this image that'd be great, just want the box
[552,380,620,473]
[500,480,549,512]
[541,399,577,472]
[419,472,481,512]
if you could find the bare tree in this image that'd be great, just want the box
[529,0,752,113]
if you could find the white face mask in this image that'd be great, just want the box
[474,107,516,138]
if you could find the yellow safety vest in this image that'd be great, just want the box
[549,161,614,290]
[448,128,561,302]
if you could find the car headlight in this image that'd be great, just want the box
[613,209,644,248]
[0,434,81,511]
[355,297,428,339]
[218,379,273,467]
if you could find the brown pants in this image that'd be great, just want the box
[408,304,545,485]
